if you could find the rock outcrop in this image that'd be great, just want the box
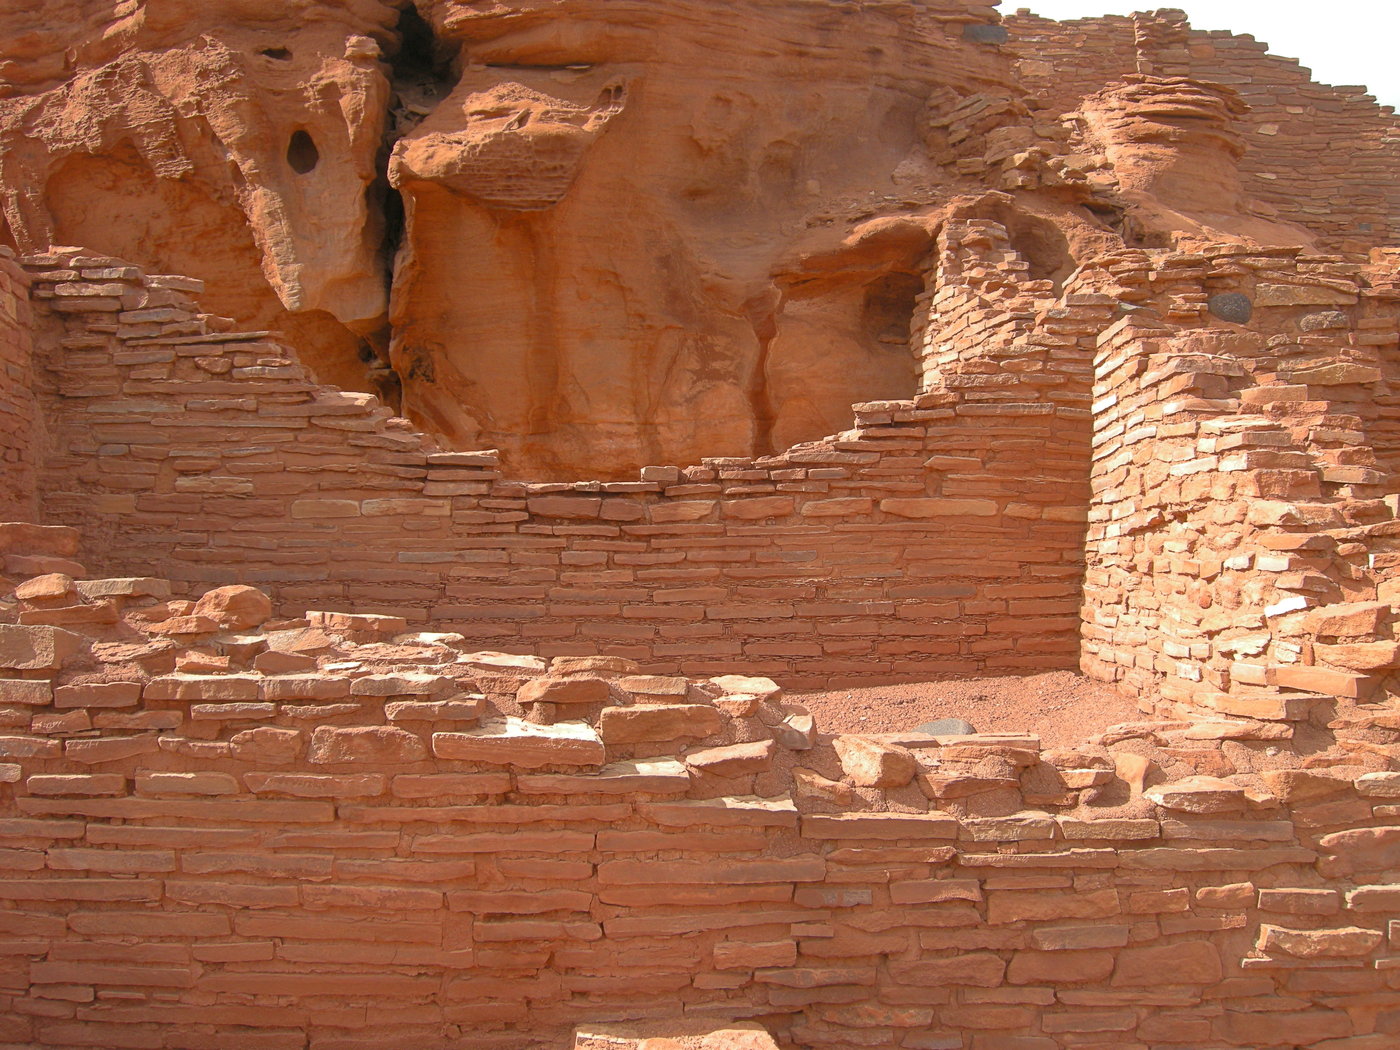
[4,2,1392,477]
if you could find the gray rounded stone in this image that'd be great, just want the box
[916,717,977,736]
[962,24,1009,44]
[1299,310,1349,332]
[1207,292,1253,324]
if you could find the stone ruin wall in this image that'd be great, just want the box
[2,514,1400,1050]
[18,244,1099,690]
[4,5,1400,1050]
[1005,8,1400,252]
[3,231,1400,1048]
[0,252,39,523]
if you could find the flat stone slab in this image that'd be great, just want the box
[433,717,605,768]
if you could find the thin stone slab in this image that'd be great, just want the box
[433,717,605,768]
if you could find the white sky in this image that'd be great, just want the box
[1011,1,1400,110]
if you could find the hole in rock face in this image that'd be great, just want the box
[260,47,292,60]
[863,271,924,346]
[392,4,455,108]
[286,130,320,175]
[1004,214,1073,287]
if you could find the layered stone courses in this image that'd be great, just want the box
[17,247,1094,689]
[1,3,1400,1046]
[0,520,1399,1046]
[0,249,38,522]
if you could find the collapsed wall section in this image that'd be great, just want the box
[18,247,1095,688]
[0,248,38,522]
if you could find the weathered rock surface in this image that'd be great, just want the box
[5,2,1389,477]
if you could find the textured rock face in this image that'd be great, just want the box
[0,1,401,393]
[0,2,1395,477]
[1073,75,1316,251]
[385,0,1015,475]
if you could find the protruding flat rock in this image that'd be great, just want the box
[433,718,605,768]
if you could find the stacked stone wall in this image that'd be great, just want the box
[1,522,1399,1049]
[1080,245,1400,725]
[1006,9,1400,251]
[0,249,38,521]
[19,250,1093,689]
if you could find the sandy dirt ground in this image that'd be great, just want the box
[795,670,1142,748]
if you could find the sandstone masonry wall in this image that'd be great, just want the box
[0,249,38,522]
[1008,9,1400,251]
[1,522,1399,1050]
[1079,245,1400,725]
[19,249,1095,689]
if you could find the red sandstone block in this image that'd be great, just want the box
[390,773,512,798]
[0,680,53,705]
[47,848,175,873]
[0,911,65,936]
[597,704,723,744]
[446,888,591,914]
[723,497,794,520]
[431,718,603,767]
[342,801,627,825]
[163,880,299,908]
[640,796,797,828]
[182,851,332,880]
[604,908,811,939]
[0,878,159,901]
[191,702,276,721]
[517,676,609,705]
[202,972,437,996]
[134,771,239,796]
[495,857,590,880]
[244,772,386,798]
[801,813,958,840]
[0,735,61,758]
[988,888,1120,924]
[259,674,351,700]
[890,879,983,905]
[85,825,258,848]
[164,1025,305,1049]
[335,858,479,882]
[0,624,83,671]
[1039,1008,1136,1034]
[1112,940,1222,985]
[595,828,769,852]
[0,817,85,841]
[1029,924,1130,951]
[1258,887,1341,915]
[32,1024,164,1050]
[143,674,260,700]
[309,725,428,764]
[597,857,825,886]
[235,913,441,943]
[1216,1009,1352,1045]
[68,911,230,936]
[302,884,442,910]
[888,953,1006,988]
[1126,886,1190,914]
[1007,949,1115,985]
[0,847,44,871]
[265,830,399,851]
[31,709,90,734]
[275,941,473,969]
[25,774,125,797]
[63,735,159,764]
[472,918,601,942]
